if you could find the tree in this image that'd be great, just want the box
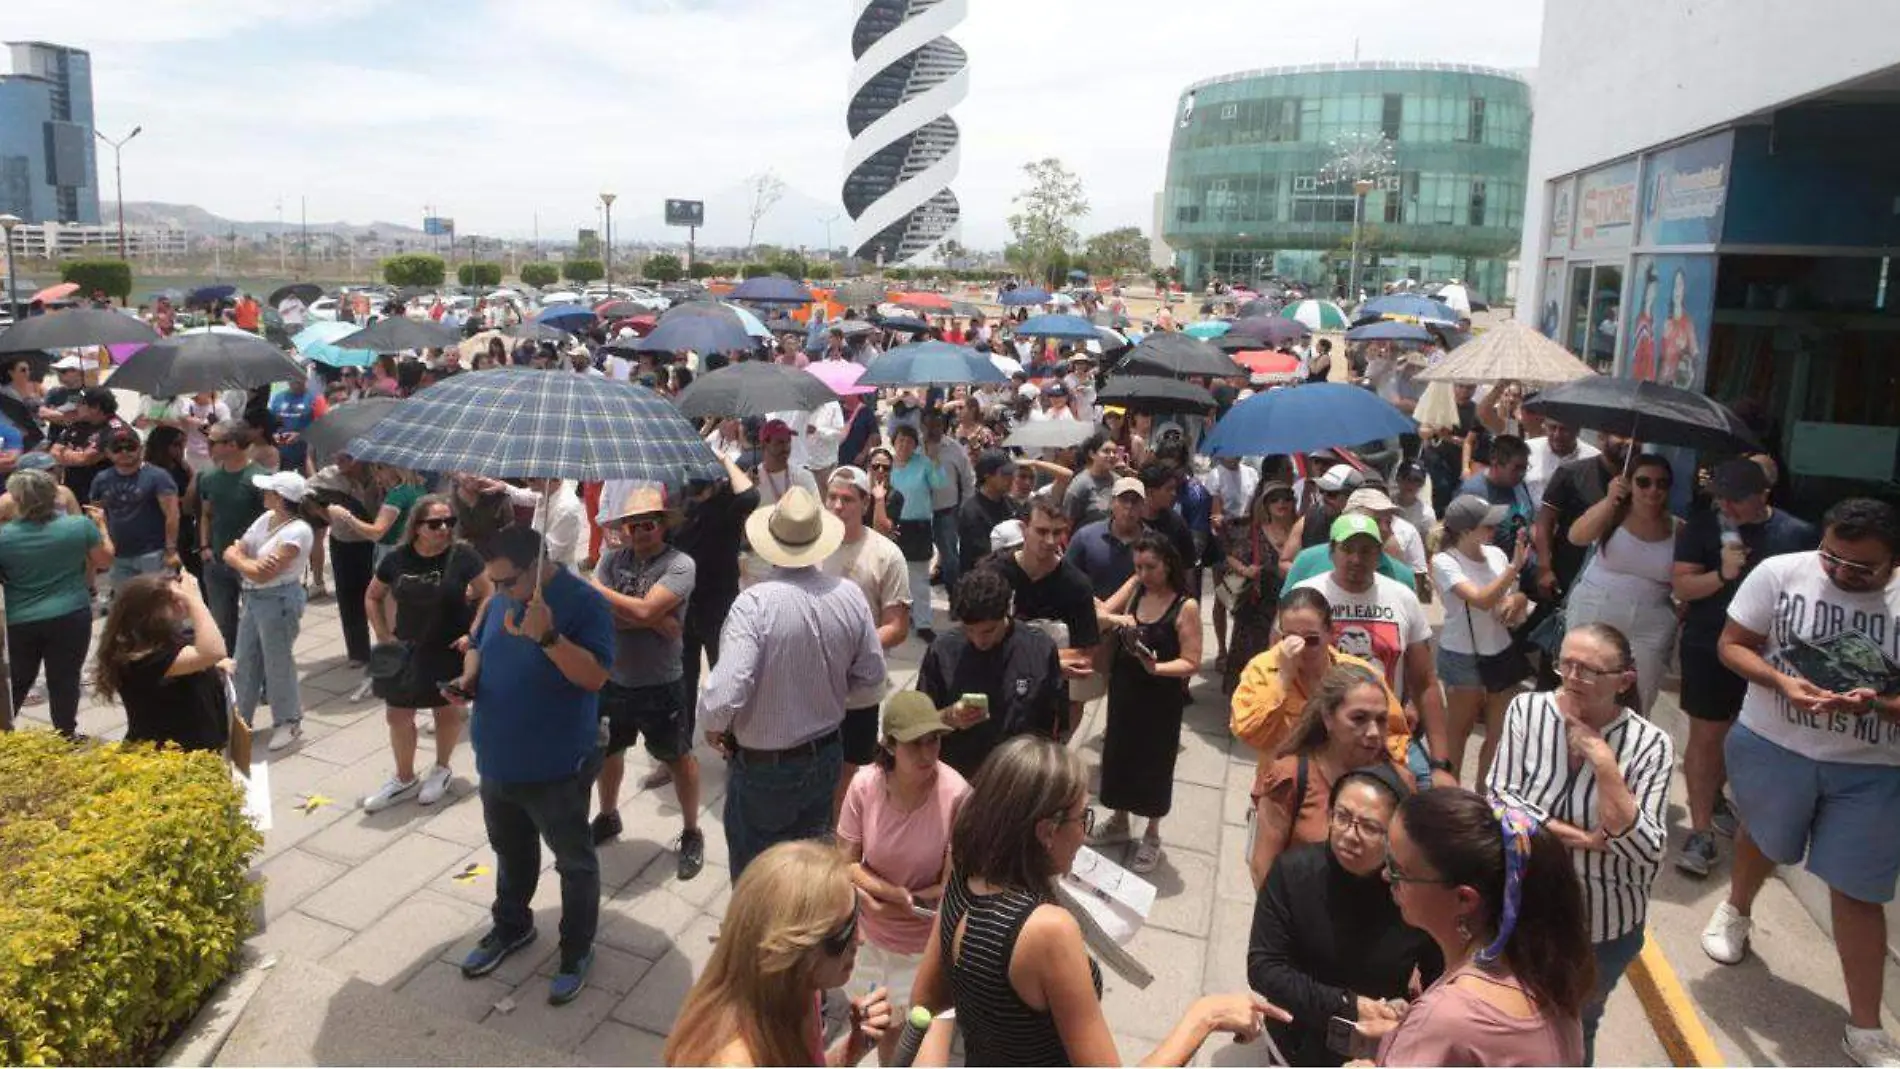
[575,230,601,259]
[59,259,131,303]
[938,238,968,269]
[519,262,560,287]
[643,253,684,283]
[456,262,503,287]
[382,254,445,288]
[743,170,785,255]
[740,263,772,280]
[807,262,836,281]
[764,250,808,280]
[1007,158,1089,285]
[688,259,721,280]
[1084,227,1149,277]
[563,259,605,285]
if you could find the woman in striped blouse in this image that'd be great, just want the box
[1485,622,1675,1065]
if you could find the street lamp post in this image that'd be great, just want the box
[1349,177,1375,304]
[0,214,20,321]
[600,192,616,293]
[94,125,142,262]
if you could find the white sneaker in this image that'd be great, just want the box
[417,765,453,806]
[1701,900,1752,965]
[363,775,420,813]
[1845,1026,1900,1067]
[267,724,303,752]
[348,677,375,702]
[419,714,436,737]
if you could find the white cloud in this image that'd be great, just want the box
[13,0,1544,249]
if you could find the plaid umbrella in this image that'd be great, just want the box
[343,368,722,484]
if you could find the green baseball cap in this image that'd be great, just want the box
[882,691,950,742]
[1330,512,1383,545]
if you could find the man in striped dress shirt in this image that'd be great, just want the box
[699,486,886,879]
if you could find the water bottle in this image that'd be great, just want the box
[1718,513,1742,548]
[888,1005,935,1068]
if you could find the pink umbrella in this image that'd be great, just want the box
[108,342,147,365]
[807,358,875,396]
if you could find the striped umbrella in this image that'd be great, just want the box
[343,368,722,485]
[1280,299,1350,332]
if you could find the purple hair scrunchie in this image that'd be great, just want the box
[1477,789,1546,966]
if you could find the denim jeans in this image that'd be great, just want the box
[108,549,168,595]
[724,736,842,879]
[234,584,307,728]
[906,560,933,631]
[202,558,243,651]
[932,507,961,594]
[480,753,602,969]
[1584,927,1646,1064]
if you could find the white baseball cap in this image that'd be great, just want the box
[251,471,308,503]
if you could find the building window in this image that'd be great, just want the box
[1220,102,1238,121]
[1468,97,1487,143]
[1382,94,1403,140]
[1292,174,1317,194]
[1266,98,1301,142]
[1468,179,1488,227]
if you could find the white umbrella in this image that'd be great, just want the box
[1414,380,1461,428]
[1428,282,1473,317]
[989,353,1023,376]
[1417,320,1596,386]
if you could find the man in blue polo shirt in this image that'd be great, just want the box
[454,526,614,1006]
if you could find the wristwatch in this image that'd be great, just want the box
[537,629,561,650]
[1428,758,1455,774]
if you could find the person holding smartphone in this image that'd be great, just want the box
[917,568,1066,779]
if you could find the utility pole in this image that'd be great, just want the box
[94,125,142,262]
[300,195,308,275]
[601,192,617,293]
[276,197,286,274]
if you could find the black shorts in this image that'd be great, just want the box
[842,705,881,765]
[599,679,687,762]
[1678,644,1748,723]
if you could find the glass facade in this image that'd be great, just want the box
[1162,62,1530,302]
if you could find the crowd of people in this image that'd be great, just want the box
[2,277,1898,1067]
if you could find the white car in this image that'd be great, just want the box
[306,296,340,322]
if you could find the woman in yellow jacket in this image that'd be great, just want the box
[1230,587,1410,889]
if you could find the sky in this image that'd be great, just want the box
[7,0,1545,250]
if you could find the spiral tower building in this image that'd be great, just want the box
[843,0,967,265]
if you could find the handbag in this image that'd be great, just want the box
[1466,603,1531,692]
[369,552,458,693]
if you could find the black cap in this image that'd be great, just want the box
[1396,460,1427,483]
[1710,458,1771,500]
[974,450,1017,479]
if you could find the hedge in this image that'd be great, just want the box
[59,260,132,303]
[381,253,445,287]
[456,262,502,287]
[518,262,560,287]
[0,732,261,1065]
[563,259,604,284]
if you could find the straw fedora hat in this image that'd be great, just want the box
[606,482,680,529]
[745,485,843,568]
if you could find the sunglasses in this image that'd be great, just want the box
[623,517,662,534]
[1633,476,1672,490]
[418,516,457,531]
[821,899,861,957]
[869,464,891,472]
[108,442,141,453]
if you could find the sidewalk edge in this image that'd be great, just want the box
[1630,932,1725,1067]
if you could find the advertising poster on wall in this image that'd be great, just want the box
[1572,159,1640,252]
[1624,253,1716,391]
[1547,177,1574,255]
[1641,131,1733,248]
[1540,260,1565,338]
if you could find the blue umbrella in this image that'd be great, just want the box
[636,301,756,354]
[1344,320,1434,344]
[998,286,1052,306]
[1201,382,1416,458]
[720,302,773,339]
[1013,313,1099,340]
[727,274,814,305]
[1355,294,1458,326]
[536,303,598,330]
[1184,320,1231,340]
[294,321,376,368]
[344,368,722,484]
[186,284,238,308]
[861,341,1008,387]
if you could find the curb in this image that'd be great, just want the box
[1629,933,1725,1067]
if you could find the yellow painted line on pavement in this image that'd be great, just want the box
[1630,933,1725,1066]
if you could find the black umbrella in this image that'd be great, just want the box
[106,329,307,396]
[305,397,403,462]
[1236,298,1280,318]
[336,317,464,353]
[1119,332,1243,378]
[269,283,323,307]
[1228,316,1308,347]
[186,284,237,309]
[674,361,839,419]
[0,308,159,352]
[504,321,572,343]
[876,315,931,334]
[1096,374,1218,415]
[1522,377,1763,453]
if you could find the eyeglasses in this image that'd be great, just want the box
[1049,805,1096,836]
[1634,476,1672,490]
[1820,548,1884,580]
[418,517,457,531]
[1329,807,1388,841]
[1383,856,1453,885]
[821,900,861,957]
[1556,657,1623,682]
[624,518,661,534]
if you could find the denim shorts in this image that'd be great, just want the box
[1727,722,1900,904]
[1437,647,1484,688]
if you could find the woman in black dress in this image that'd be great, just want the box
[145,426,200,580]
[1095,533,1202,874]
[92,571,230,752]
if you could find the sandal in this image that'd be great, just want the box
[1130,837,1163,874]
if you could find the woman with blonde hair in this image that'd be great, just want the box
[0,468,114,736]
[666,840,892,1067]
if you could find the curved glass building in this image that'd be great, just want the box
[1162,62,1530,302]
[843,0,968,265]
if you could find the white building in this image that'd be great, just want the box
[9,220,188,258]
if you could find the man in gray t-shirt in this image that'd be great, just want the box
[1063,432,1120,528]
[587,485,706,880]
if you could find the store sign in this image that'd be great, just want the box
[1547,177,1574,254]
[1641,131,1733,247]
[1572,159,1639,251]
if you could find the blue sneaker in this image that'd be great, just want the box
[460,927,536,978]
[549,949,594,1005]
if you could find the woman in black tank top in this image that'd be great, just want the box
[909,736,1287,1066]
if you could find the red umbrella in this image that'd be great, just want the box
[618,315,658,336]
[1234,350,1301,379]
[31,281,79,304]
[891,291,951,313]
[594,299,648,320]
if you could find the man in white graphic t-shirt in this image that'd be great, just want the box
[1702,498,1900,1067]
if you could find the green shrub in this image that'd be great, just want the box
[518,262,560,288]
[455,262,502,287]
[562,259,604,285]
[59,260,132,303]
[642,254,683,283]
[739,263,771,279]
[381,254,445,288]
[688,259,719,280]
[807,262,836,281]
[0,732,261,1065]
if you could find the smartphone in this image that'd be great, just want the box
[439,679,473,703]
[959,693,991,723]
[1325,1016,1357,1057]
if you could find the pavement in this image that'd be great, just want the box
[13,562,1896,1066]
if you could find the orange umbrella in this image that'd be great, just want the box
[31,282,79,304]
[891,291,951,312]
[1235,350,1302,380]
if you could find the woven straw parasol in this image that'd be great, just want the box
[1416,319,1597,386]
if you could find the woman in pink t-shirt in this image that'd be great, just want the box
[838,691,970,1063]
